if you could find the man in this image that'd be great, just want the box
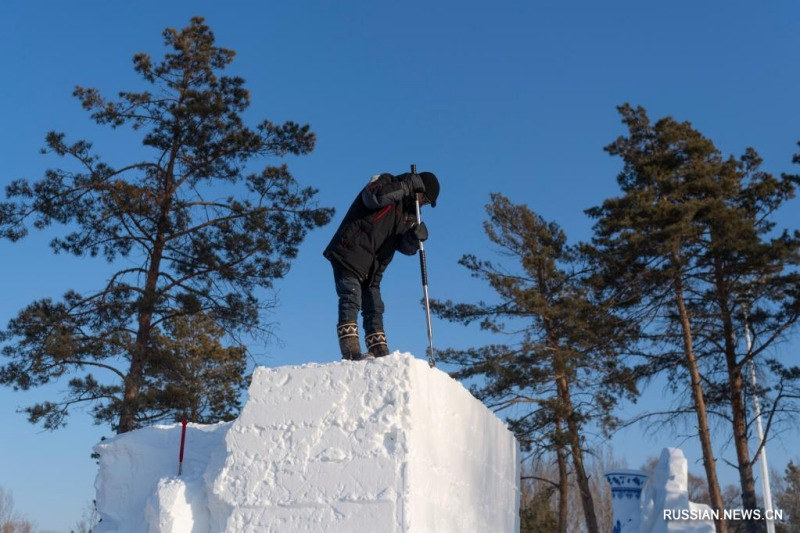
[323,170,440,360]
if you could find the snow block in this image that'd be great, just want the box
[93,353,521,532]
[94,421,230,533]
[145,479,196,532]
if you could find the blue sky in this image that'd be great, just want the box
[1,1,799,530]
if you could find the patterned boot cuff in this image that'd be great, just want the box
[365,331,387,350]
[337,322,359,339]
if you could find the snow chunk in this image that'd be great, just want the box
[145,479,194,532]
[93,353,520,532]
[94,421,230,532]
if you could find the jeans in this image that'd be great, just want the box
[332,263,385,334]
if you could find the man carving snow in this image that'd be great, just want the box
[323,171,440,361]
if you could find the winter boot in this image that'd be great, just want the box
[366,330,390,358]
[337,322,373,361]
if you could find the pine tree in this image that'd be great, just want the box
[775,461,800,532]
[691,146,800,532]
[432,193,636,533]
[520,459,560,533]
[586,104,730,531]
[139,313,248,425]
[587,104,800,533]
[0,17,333,433]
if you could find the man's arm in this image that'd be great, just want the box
[361,173,425,210]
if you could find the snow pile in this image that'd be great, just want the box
[93,353,521,532]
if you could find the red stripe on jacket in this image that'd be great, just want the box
[372,205,393,222]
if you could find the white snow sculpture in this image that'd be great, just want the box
[93,353,521,532]
[605,469,648,532]
[606,448,716,533]
[639,447,715,533]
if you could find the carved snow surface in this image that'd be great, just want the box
[93,353,520,532]
[606,448,717,533]
[605,469,649,532]
[639,448,715,533]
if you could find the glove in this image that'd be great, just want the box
[403,173,426,193]
[412,222,428,242]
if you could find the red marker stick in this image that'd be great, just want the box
[178,418,188,476]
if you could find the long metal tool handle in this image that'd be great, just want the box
[411,164,436,367]
[178,418,188,476]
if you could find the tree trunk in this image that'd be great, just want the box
[713,259,760,533]
[117,239,165,433]
[672,270,728,533]
[556,367,600,533]
[118,147,178,434]
[536,264,598,532]
[555,418,569,533]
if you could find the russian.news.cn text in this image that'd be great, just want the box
[664,509,783,521]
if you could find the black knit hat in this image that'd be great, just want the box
[420,172,439,207]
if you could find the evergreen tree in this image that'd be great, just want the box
[691,145,800,532]
[587,104,800,533]
[520,460,559,533]
[0,17,333,433]
[775,461,800,532]
[137,313,247,425]
[586,104,730,531]
[432,193,635,533]
[521,449,619,533]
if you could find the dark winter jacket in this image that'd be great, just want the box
[323,173,423,283]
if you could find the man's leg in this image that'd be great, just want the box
[333,265,364,360]
[362,279,389,357]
